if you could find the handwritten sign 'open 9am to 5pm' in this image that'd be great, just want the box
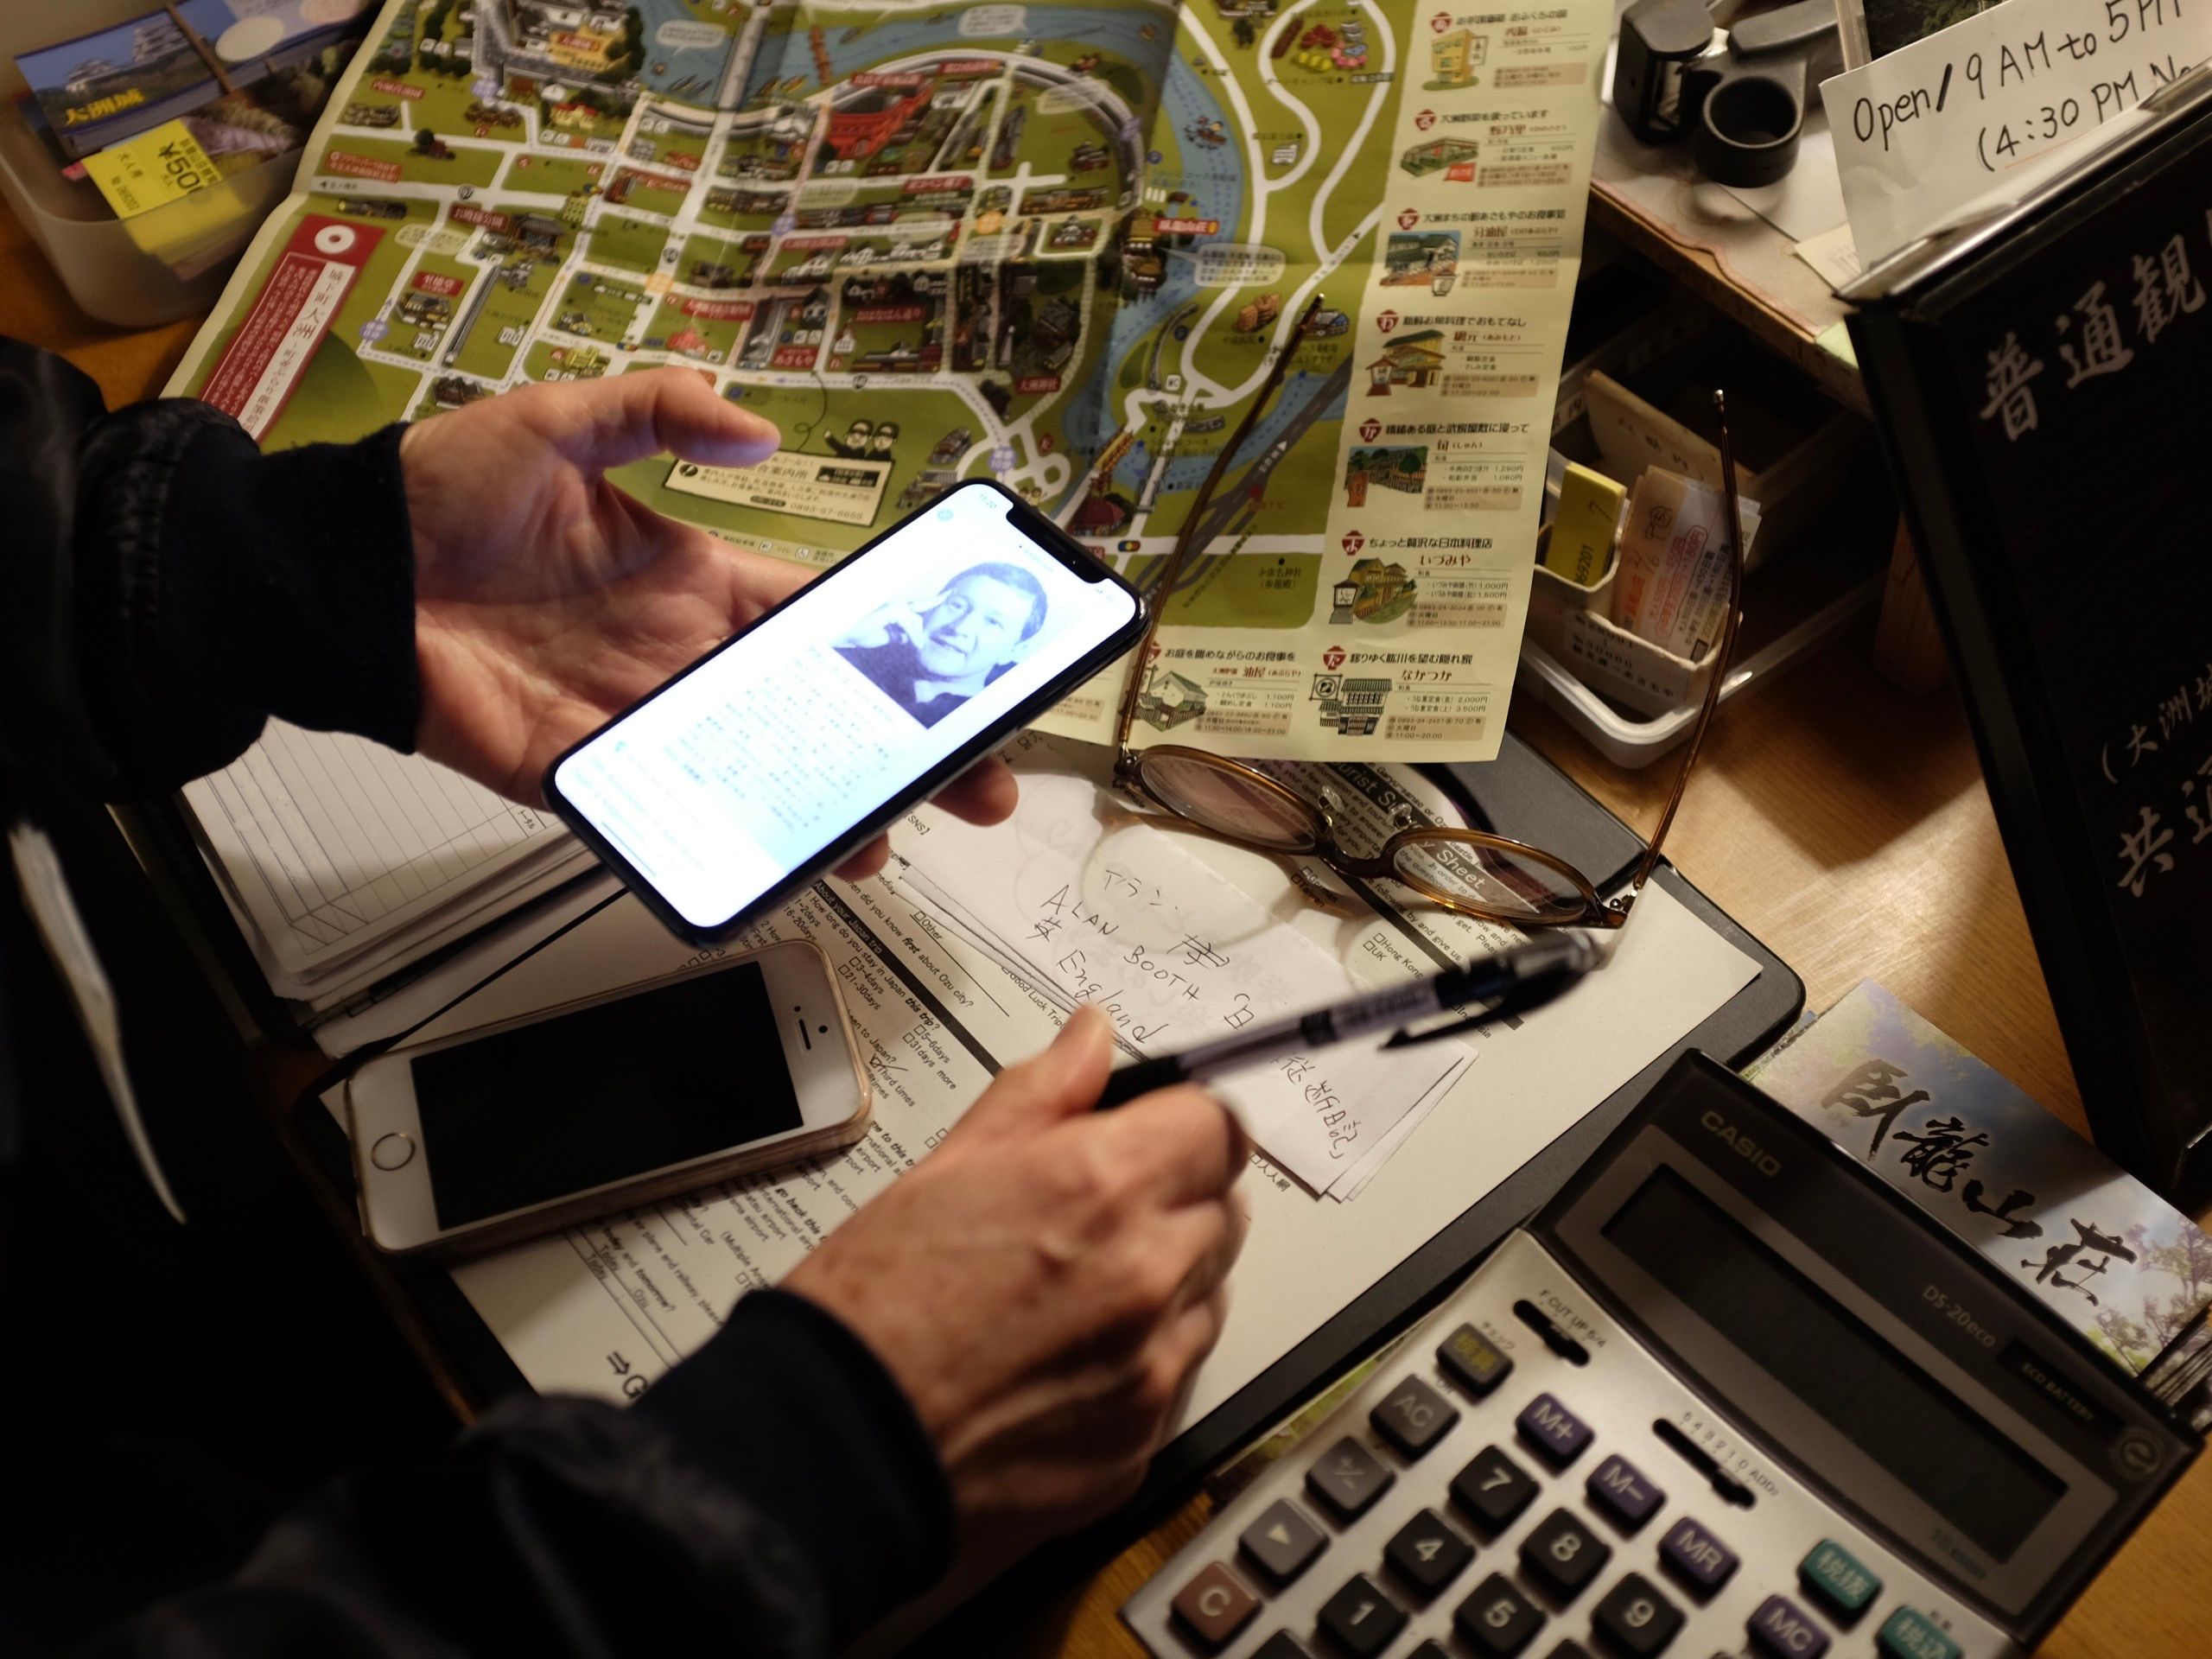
[1821,0,2212,267]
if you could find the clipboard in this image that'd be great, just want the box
[285,730,1802,1514]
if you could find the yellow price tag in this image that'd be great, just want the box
[86,120,221,221]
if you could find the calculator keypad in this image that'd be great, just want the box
[1124,1233,2011,1659]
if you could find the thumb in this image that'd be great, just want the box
[543,366,780,473]
[952,1005,1114,1144]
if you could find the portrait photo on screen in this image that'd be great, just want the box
[832,554,1058,729]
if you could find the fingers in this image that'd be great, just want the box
[1152,1192,1248,1319]
[545,367,780,473]
[831,838,893,883]
[929,753,1018,829]
[952,1005,1115,1141]
[1096,1084,1250,1209]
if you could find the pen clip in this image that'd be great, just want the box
[1382,949,1596,1048]
[1382,1008,1498,1048]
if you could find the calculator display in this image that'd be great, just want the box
[1603,1166,2066,1560]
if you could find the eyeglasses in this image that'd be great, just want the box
[1107,295,1745,931]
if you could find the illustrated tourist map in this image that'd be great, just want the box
[174,0,1608,759]
[163,0,1609,998]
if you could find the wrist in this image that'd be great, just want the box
[636,1287,955,1635]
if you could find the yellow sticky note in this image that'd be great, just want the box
[86,120,220,220]
[1543,461,1625,588]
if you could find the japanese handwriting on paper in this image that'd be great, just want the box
[1280,1055,1358,1160]
[1821,1059,1932,1157]
[2024,1218,2140,1305]
[1178,935,1231,969]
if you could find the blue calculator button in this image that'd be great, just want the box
[1748,1592,1830,1659]
[1515,1393,1592,1466]
[1657,1516,1738,1597]
[1586,1452,1665,1529]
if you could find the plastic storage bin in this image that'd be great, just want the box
[0,3,301,325]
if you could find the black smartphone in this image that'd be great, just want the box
[545,479,1144,944]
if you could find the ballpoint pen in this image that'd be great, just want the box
[1093,932,1602,1109]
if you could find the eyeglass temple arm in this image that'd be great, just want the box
[1622,388,1744,899]
[1112,294,1330,744]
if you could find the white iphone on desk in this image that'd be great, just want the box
[346,940,870,1255]
[543,478,1146,945]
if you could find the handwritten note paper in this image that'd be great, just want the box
[1821,0,2212,266]
[897,736,1471,1195]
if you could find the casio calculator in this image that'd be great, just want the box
[1122,1052,2195,1659]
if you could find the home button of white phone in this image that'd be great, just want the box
[370,1132,416,1171]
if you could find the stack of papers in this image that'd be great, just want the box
[182,721,594,1007]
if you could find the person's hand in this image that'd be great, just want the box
[836,592,943,652]
[397,369,1013,876]
[785,1007,1249,1585]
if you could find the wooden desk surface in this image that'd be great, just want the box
[5,210,2202,1659]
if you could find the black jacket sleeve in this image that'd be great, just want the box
[0,338,416,798]
[0,339,957,1651]
[89,1292,954,1657]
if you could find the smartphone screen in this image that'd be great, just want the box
[551,481,1140,934]
[410,962,801,1228]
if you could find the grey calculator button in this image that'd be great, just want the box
[1370,1373,1459,1459]
[1383,1508,1473,1598]
[1317,1573,1408,1658]
[1239,1499,1326,1585]
[369,1132,416,1171]
[1450,1444,1538,1534]
[1592,1573,1684,1656]
[1520,1508,1611,1601]
[1306,1435,1394,1521]
[1454,1573,1546,1657]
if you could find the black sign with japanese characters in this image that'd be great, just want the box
[1852,88,2212,1193]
